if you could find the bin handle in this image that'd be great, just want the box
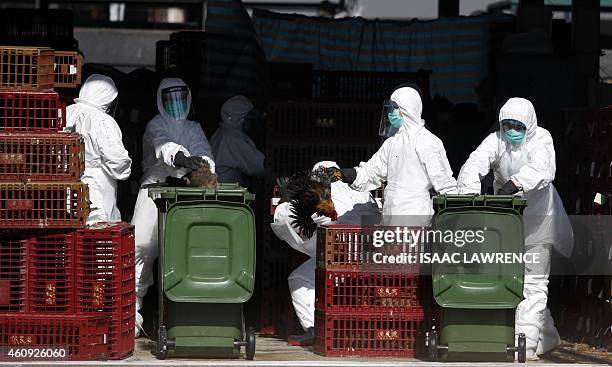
[436,194,525,210]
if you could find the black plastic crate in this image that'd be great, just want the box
[155,40,177,75]
[313,70,431,103]
[0,9,77,51]
[266,102,381,140]
[265,140,380,177]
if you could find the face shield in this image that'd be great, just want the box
[378,99,402,139]
[161,86,189,121]
[106,97,119,118]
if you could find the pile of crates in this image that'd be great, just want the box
[0,43,134,361]
[313,225,431,357]
[551,107,612,350]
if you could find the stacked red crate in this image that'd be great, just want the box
[313,225,432,358]
[75,222,136,360]
[0,314,109,361]
[0,44,119,361]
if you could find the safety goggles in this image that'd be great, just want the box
[378,99,401,138]
[501,119,527,132]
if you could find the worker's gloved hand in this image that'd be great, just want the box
[339,168,357,185]
[173,151,203,170]
[498,180,520,195]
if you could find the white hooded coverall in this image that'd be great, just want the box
[351,87,458,225]
[270,161,381,330]
[131,78,215,326]
[457,97,573,358]
[210,95,265,187]
[65,74,132,225]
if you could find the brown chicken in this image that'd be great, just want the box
[279,167,339,238]
[165,161,218,188]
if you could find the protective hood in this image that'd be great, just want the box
[220,95,254,129]
[157,78,192,123]
[312,161,339,171]
[75,74,118,112]
[390,87,425,132]
[498,98,538,143]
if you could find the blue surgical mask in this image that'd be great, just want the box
[388,110,404,128]
[505,129,526,145]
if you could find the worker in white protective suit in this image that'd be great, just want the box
[131,77,215,337]
[456,97,573,360]
[210,95,264,187]
[271,161,380,346]
[338,86,458,225]
[65,74,132,225]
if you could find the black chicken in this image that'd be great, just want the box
[278,167,341,238]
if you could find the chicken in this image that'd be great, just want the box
[278,167,339,238]
[165,161,218,188]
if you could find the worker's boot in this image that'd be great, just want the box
[135,311,144,338]
[287,327,314,346]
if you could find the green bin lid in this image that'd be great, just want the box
[432,197,525,309]
[163,200,256,303]
[148,183,255,205]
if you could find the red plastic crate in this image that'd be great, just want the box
[316,225,427,272]
[314,310,425,358]
[54,51,82,89]
[0,237,27,312]
[0,314,109,361]
[0,182,88,229]
[0,232,75,313]
[0,90,66,132]
[75,222,135,360]
[315,270,426,314]
[0,47,55,90]
[0,133,84,182]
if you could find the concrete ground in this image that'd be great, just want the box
[6,337,608,367]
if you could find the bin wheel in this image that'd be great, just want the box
[518,333,526,363]
[245,327,256,360]
[427,329,438,361]
[157,326,168,360]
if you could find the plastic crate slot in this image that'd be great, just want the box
[0,237,27,312]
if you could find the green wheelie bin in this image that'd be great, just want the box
[427,195,528,363]
[148,183,256,360]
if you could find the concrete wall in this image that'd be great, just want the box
[243,0,500,18]
[75,27,173,71]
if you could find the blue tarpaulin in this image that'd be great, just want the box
[252,9,513,103]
